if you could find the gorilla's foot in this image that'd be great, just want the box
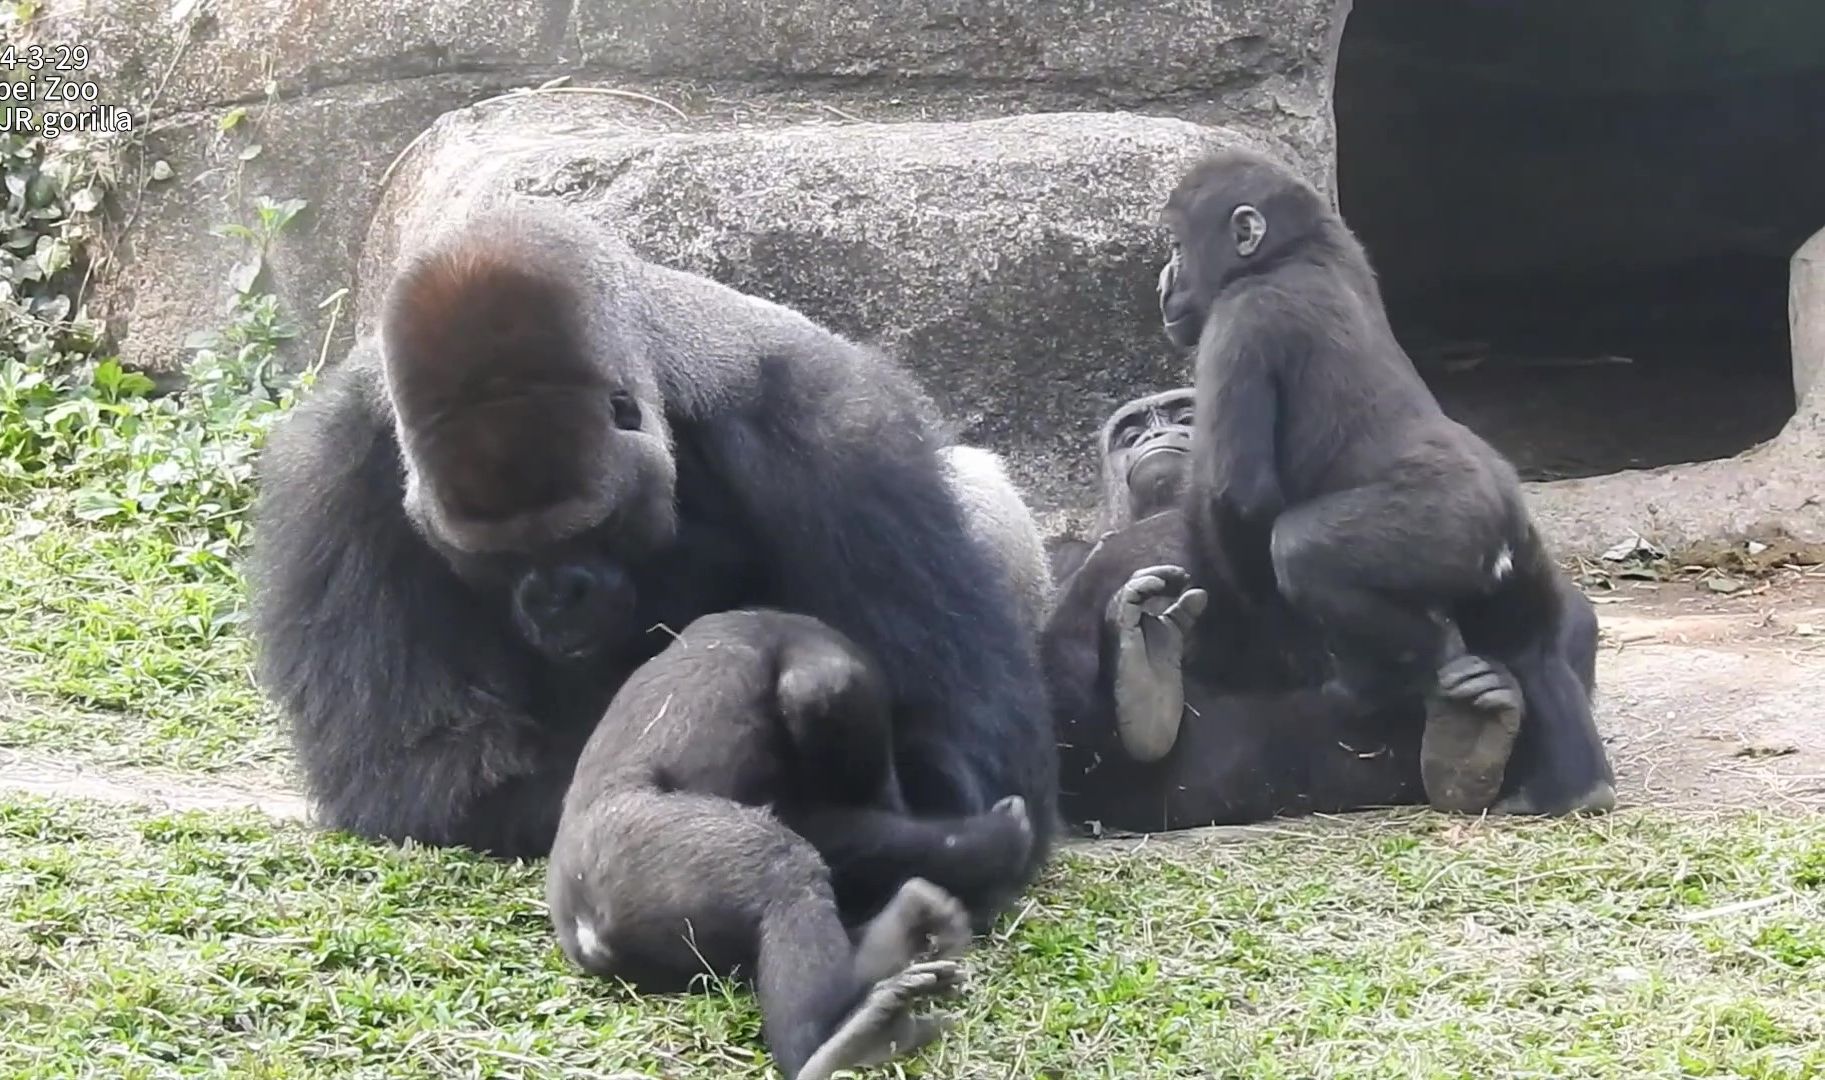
[796,960,963,1080]
[852,877,971,985]
[945,795,1038,933]
[948,795,1035,879]
[1421,654,1524,814]
[1491,780,1618,818]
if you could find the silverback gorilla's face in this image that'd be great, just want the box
[397,380,680,665]
[1105,389,1193,522]
[380,206,685,664]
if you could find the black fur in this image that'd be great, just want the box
[1154,148,1615,816]
[249,204,1058,923]
[1041,388,1607,831]
[549,610,1030,1080]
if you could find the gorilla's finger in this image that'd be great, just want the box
[1163,587,1209,630]
[1131,565,1191,592]
[1441,670,1511,703]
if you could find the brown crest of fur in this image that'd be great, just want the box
[380,227,620,545]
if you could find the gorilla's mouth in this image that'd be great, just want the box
[1125,442,1188,482]
[1161,315,1202,351]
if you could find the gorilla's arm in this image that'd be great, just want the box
[250,349,571,857]
[638,266,1057,887]
[699,385,1052,823]
[1191,297,1285,527]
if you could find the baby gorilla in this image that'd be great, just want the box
[1155,147,1614,815]
[547,609,1030,1080]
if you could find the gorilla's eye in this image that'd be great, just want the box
[609,391,642,431]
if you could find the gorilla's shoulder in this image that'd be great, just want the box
[260,339,397,491]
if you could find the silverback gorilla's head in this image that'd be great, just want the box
[1096,388,1193,531]
[1156,147,1329,352]
[379,206,678,661]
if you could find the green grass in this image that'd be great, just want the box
[0,514,286,780]
[3,795,1821,1079]
[3,243,1823,1079]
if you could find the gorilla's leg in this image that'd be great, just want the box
[784,796,1035,930]
[1105,565,1208,762]
[799,879,972,1080]
[548,791,967,1080]
[1558,575,1601,694]
[1268,484,1487,704]
[1486,574,1615,817]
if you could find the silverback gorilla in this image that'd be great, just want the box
[550,610,1029,1080]
[249,202,1057,925]
[1043,380,1614,830]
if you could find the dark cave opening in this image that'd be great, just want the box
[1334,1,1825,481]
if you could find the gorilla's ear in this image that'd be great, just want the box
[379,223,623,553]
[1231,205,1267,257]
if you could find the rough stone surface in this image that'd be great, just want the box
[91,77,526,372]
[358,100,1270,512]
[1794,228,1825,405]
[565,0,1342,123]
[34,0,1342,121]
[28,0,1345,376]
[1523,388,1824,553]
[26,0,564,111]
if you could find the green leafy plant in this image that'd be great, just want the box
[1,187,315,581]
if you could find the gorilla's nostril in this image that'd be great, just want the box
[549,567,594,611]
[519,566,597,620]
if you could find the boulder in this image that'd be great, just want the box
[89,77,522,372]
[1793,227,1825,405]
[26,0,1345,377]
[32,0,1341,123]
[359,99,1275,513]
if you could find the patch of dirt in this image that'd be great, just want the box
[1588,568,1825,811]
[0,748,307,821]
[0,571,1820,824]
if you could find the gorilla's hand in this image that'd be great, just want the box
[1106,565,1208,763]
[1421,653,1524,814]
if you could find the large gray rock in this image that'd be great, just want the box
[37,0,1341,124]
[357,99,1269,513]
[90,77,526,372]
[28,0,1343,376]
[1793,228,1825,405]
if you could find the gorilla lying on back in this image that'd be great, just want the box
[1043,385,1611,832]
[249,201,1057,925]
[1155,148,1615,817]
[550,610,1033,1080]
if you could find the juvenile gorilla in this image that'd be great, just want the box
[549,610,1031,1080]
[1152,147,1615,818]
[250,202,1058,925]
[1043,387,1609,831]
